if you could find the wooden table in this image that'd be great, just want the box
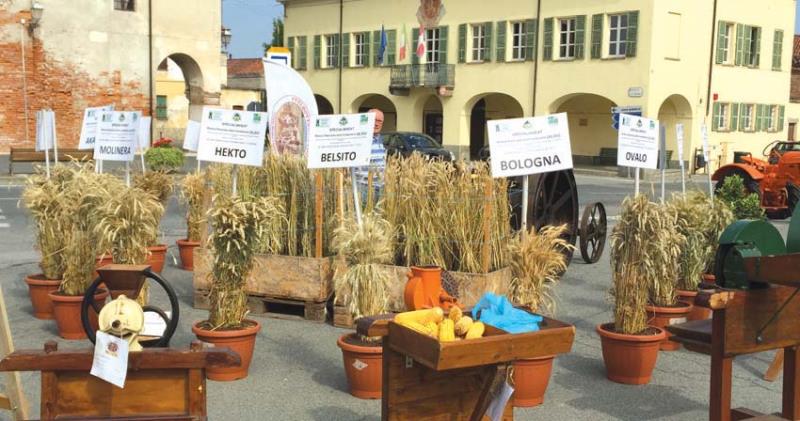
[358,313,575,421]
[0,340,239,420]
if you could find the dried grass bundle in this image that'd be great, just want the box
[181,172,207,242]
[206,195,283,329]
[95,187,165,265]
[508,225,573,316]
[134,171,173,205]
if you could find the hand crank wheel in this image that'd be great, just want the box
[579,202,607,264]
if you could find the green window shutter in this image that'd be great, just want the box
[773,29,783,70]
[372,30,381,66]
[591,14,603,59]
[439,26,449,64]
[288,37,295,66]
[484,22,493,62]
[300,37,308,69]
[743,25,752,67]
[525,19,537,61]
[715,22,726,64]
[496,21,506,62]
[341,33,350,67]
[313,35,321,69]
[779,105,786,131]
[412,28,420,65]
[730,103,739,131]
[626,11,639,57]
[740,104,748,131]
[543,18,553,61]
[574,15,586,59]
[712,103,721,132]
[363,32,371,67]
[458,24,467,63]
[387,30,397,65]
[735,24,744,66]
[756,104,764,131]
[754,27,761,67]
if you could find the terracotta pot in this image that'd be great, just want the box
[93,253,114,280]
[337,333,382,399]
[597,323,666,385]
[176,239,200,271]
[146,244,168,273]
[48,289,109,340]
[645,302,693,351]
[512,356,554,407]
[192,320,261,381]
[24,274,61,320]
[677,289,712,321]
[702,273,716,284]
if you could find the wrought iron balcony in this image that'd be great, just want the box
[390,64,455,90]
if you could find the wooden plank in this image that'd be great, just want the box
[666,319,712,345]
[743,255,800,288]
[711,309,732,421]
[695,290,736,310]
[0,282,28,420]
[783,347,800,420]
[333,305,355,329]
[187,368,206,417]
[41,371,58,420]
[765,349,784,382]
[723,286,800,356]
[315,172,324,259]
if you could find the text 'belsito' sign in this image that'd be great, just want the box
[307,113,375,169]
[487,113,574,178]
[197,108,268,167]
[94,111,141,162]
[617,114,659,169]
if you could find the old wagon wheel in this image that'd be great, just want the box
[579,202,607,264]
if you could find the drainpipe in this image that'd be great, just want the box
[20,19,30,145]
[704,0,719,118]
[337,0,343,113]
[148,0,154,141]
[531,0,542,116]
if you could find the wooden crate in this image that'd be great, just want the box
[332,305,354,329]
[193,248,333,303]
[194,290,327,323]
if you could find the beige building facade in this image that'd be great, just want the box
[282,0,795,167]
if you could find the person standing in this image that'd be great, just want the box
[354,109,386,205]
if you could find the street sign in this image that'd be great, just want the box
[197,108,268,167]
[307,113,375,169]
[487,113,573,178]
[617,114,659,170]
[611,106,643,130]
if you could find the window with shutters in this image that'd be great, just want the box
[156,96,167,120]
[471,24,487,62]
[114,0,135,11]
[746,26,760,67]
[297,37,308,70]
[325,35,338,68]
[426,28,442,64]
[742,104,754,131]
[773,30,783,71]
[608,14,628,57]
[511,22,527,61]
[716,103,729,131]
[559,18,577,59]
[354,33,368,67]
[767,105,778,132]
[718,23,733,64]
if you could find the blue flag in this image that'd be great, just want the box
[378,25,388,65]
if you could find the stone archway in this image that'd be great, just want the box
[315,94,334,115]
[465,93,525,160]
[551,93,618,164]
[352,94,398,132]
[154,53,205,140]
[657,94,693,167]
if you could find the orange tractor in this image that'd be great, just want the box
[712,141,800,218]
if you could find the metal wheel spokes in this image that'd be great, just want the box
[532,170,579,251]
[580,202,607,264]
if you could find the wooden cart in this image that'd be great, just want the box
[359,313,575,420]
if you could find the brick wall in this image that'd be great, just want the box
[0,10,149,153]
[793,70,800,103]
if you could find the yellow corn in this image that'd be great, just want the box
[438,319,456,342]
[465,321,485,339]
[448,306,463,322]
[454,316,474,336]
[394,307,444,326]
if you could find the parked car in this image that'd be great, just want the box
[382,132,454,161]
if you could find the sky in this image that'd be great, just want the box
[222,0,284,59]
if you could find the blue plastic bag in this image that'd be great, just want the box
[471,293,543,334]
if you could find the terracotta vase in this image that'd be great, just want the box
[48,289,109,340]
[93,253,114,280]
[645,302,693,351]
[702,273,716,284]
[24,274,61,320]
[337,333,383,399]
[676,289,712,321]
[597,323,666,385]
[176,239,201,271]
[146,244,168,273]
[512,356,555,407]
[192,320,261,381]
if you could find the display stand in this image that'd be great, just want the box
[0,340,239,420]
[358,313,575,421]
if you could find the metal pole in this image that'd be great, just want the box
[660,125,666,203]
[232,166,238,198]
[125,161,131,187]
[521,176,529,237]
[20,23,30,145]
[51,110,59,163]
[634,167,640,196]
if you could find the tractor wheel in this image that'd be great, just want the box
[788,183,800,216]
[715,169,761,199]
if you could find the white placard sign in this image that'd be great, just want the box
[617,114,660,169]
[487,113,574,178]
[676,124,685,169]
[94,111,140,162]
[701,124,711,162]
[307,113,376,169]
[183,120,201,152]
[197,108,268,167]
[138,116,151,150]
[78,105,114,150]
[90,331,129,388]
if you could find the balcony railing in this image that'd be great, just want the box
[390,64,455,89]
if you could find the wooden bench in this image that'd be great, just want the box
[593,147,618,166]
[8,147,93,175]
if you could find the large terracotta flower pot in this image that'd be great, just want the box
[677,289,712,321]
[24,274,61,320]
[192,320,261,381]
[597,323,666,385]
[48,289,109,340]
[146,244,168,273]
[645,302,693,351]
[512,356,554,407]
[176,239,200,271]
[702,273,716,284]
[337,333,382,399]
[93,253,114,280]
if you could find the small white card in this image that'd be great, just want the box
[141,311,170,337]
[485,380,515,421]
[90,331,129,388]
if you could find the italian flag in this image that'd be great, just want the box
[398,24,407,61]
[416,24,426,59]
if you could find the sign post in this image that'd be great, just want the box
[35,110,50,178]
[676,123,686,194]
[138,116,151,173]
[659,124,667,203]
[617,114,660,195]
[308,113,376,227]
[94,111,141,185]
[701,123,714,206]
[487,113,574,235]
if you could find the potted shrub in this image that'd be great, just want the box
[49,164,116,339]
[716,174,765,220]
[333,214,393,399]
[133,170,173,273]
[507,224,573,407]
[177,172,206,270]
[21,166,71,319]
[144,137,185,173]
[597,195,667,385]
[191,194,282,381]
